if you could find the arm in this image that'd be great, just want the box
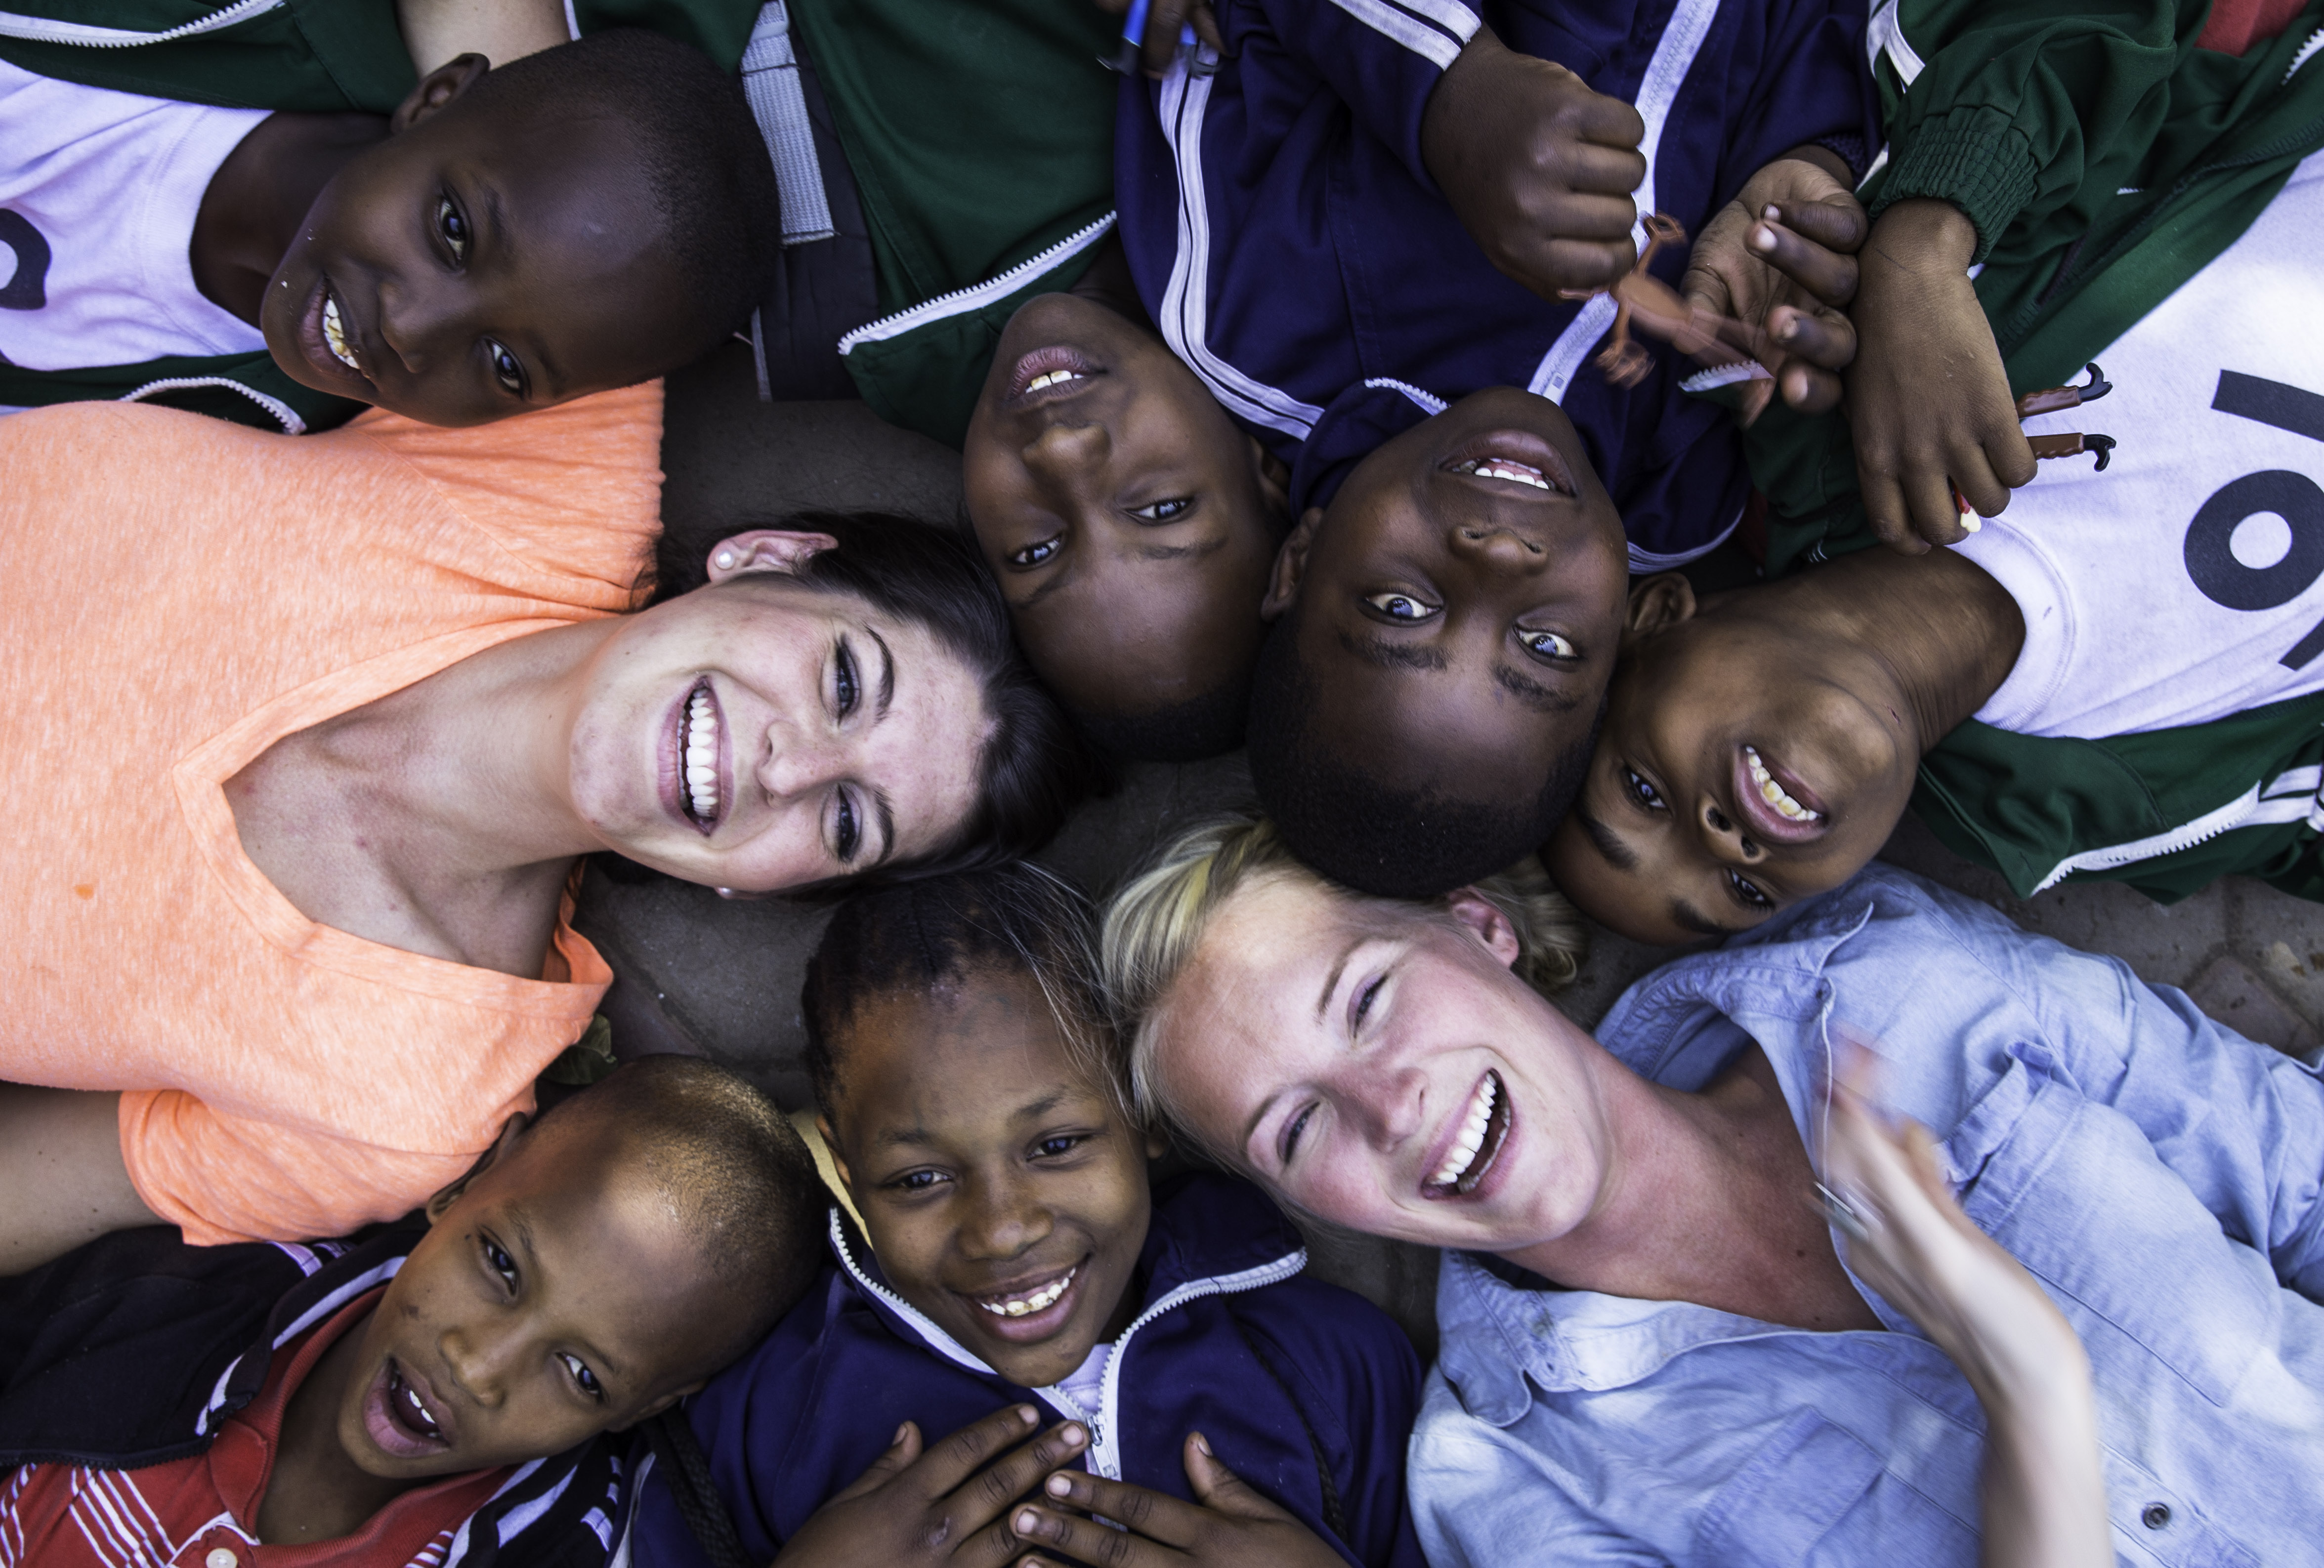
[0,1084,162,1275]
[397,0,572,74]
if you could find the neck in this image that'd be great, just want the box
[259,1308,415,1545]
[191,112,386,324]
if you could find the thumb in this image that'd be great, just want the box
[1183,1432,1284,1520]
[831,1421,921,1502]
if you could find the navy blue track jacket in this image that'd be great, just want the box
[631,1174,1425,1568]
[1114,0,1879,568]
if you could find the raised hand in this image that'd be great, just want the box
[774,1405,1091,1568]
[1421,31,1647,298]
[1010,1431,1346,1568]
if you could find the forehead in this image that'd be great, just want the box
[1018,554,1267,710]
[1159,876,1352,1065]
[836,971,1101,1128]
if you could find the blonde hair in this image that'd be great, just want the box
[1099,813,1587,1138]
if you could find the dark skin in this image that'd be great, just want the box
[1264,385,1631,810]
[1542,549,2023,946]
[192,53,696,427]
[962,287,1289,722]
[254,1114,736,1543]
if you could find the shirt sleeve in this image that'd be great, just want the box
[1712,1,1882,202]
[1250,0,1483,192]
[1871,0,2205,262]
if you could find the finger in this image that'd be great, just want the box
[1140,0,1197,75]
[1012,1505,1182,1568]
[1533,188,1649,244]
[1183,1431,1293,1521]
[1187,1,1223,52]
[1766,303,1855,372]
[1569,83,1647,150]
[1983,421,2038,490]
[946,1421,1093,1531]
[1947,442,2011,524]
[829,1421,924,1503]
[1559,141,1648,197]
[1902,460,1972,549]
[913,1404,1044,1496]
[1748,218,1859,309]
[1857,465,1926,556]
[1514,235,1638,296]
[1777,359,1843,414]
[1037,1469,1203,1548]
[1769,195,1868,258]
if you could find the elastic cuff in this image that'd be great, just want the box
[1867,106,2040,264]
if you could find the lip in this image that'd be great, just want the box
[1729,744,1830,845]
[954,1254,1091,1346]
[662,678,729,836]
[1437,429,1578,499]
[1002,345,1105,413]
[295,271,377,393]
[1419,1070,1516,1202]
[362,1356,455,1460]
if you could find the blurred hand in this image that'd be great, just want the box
[1420,31,1647,297]
[1091,0,1223,77]
[395,0,569,74]
[774,1406,1090,1568]
[1844,200,2034,554]
[1012,1431,1345,1568]
[1680,149,1867,418]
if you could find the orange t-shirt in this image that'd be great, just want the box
[0,386,665,1245]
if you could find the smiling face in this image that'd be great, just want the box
[962,293,1285,721]
[1543,579,1918,945]
[1271,387,1629,803]
[566,542,993,893]
[1147,873,1617,1255]
[259,63,693,426]
[819,965,1154,1389]
[335,1122,728,1477]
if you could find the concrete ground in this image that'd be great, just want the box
[580,345,2324,1355]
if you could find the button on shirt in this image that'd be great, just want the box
[1411,863,2324,1567]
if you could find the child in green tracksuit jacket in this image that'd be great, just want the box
[1536,0,2324,943]
[0,0,1119,442]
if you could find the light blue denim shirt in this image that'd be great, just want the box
[1410,864,2324,1568]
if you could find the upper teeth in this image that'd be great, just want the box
[1430,1074,1499,1189]
[1744,746,1820,823]
[1452,457,1551,491]
[402,1379,435,1433]
[685,688,719,823]
[979,1266,1075,1318]
[1025,369,1083,393]
[322,294,360,371]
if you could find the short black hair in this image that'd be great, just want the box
[658,512,1110,882]
[801,865,1117,1125]
[534,1056,824,1371]
[1245,614,1600,897]
[1069,674,1252,764]
[465,29,779,362]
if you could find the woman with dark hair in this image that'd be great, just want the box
[0,389,1098,1273]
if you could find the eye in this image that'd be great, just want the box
[1281,1104,1315,1166]
[1363,591,1440,622]
[832,791,862,862]
[1352,975,1384,1028]
[436,195,469,264]
[1008,535,1062,569]
[1518,628,1579,661]
[1728,870,1774,909]
[481,1235,517,1291]
[889,1168,947,1193]
[834,638,861,719]
[1129,496,1193,522]
[559,1351,604,1402]
[1622,766,1668,814]
[1033,1134,1088,1160]
[485,340,525,397]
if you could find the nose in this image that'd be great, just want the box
[957,1170,1054,1262]
[756,725,851,802]
[1698,797,1766,865]
[439,1323,514,1409]
[1340,1060,1429,1151]
[1445,522,1549,574]
[375,274,469,376]
[1018,417,1111,492]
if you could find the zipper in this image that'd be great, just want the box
[119,374,306,434]
[836,213,1116,355]
[2030,764,2324,892]
[0,0,282,48]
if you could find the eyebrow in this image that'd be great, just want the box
[1014,558,1075,611]
[1336,629,1447,671]
[1670,899,1743,938]
[1493,662,1582,713]
[1575,808,1639,871]
[1136,536,1228,563]
[869,627,895,721]
[1314,933,1361,1023]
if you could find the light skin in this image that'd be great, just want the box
[192,52,698,427]
[1542,549,2021,945]
[1264,386,1631,808]
[395,0,570,76]
[962,289,1289,722]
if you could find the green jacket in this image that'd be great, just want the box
[0,0,1118,443]
[1731,1,2324,905]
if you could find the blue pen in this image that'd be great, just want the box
[1108,0,1199,73]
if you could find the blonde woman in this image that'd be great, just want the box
[1101,815,2324,1566]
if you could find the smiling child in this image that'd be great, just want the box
[0,1057,826,1567]
[631,864,1425,1568]
[0,29,776,431]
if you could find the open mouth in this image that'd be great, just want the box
[1424,1071,1512,1198]
[961,1256,1088,1343]
[322,289,361,372]
[1732,744,1828,844]
[362,1356,453,1460]
[668,679,726,835]
[1003,345,1103,411]
[299,275,372,388]
[1439,431,1577,497]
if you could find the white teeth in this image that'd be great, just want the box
[684,690,718,823]
[977,1266,1076,1318]
[1743,745,1821,823]
[1430,1075,1500,1189]
[1452,457,1552,491]
[322,293,360,371]
[1025,369,1084,393]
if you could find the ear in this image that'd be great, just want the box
[813,1113,857,1197]
[390,53,491,135]
[1144,1128,1169,1160]
[1261,507,1324,619]
[1441,890,1524,971]
[706,529,842,584]
[1248,437,1292,530]
[1622,573,1697,647]
[426,1112,529,1223]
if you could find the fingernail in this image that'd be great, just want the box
[1047,1473,1073,1496]
[894,1423,911,1445]
[1061,1423,1086,1444]
[1016,1510,1040,1534]
[1763,204,1780,222]
[1018,1405,1038,1424]
[1193,1432,1213,1456]
[1750,226,1774,251]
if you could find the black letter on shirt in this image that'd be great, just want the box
[0,210,48,310]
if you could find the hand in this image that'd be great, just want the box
[1421,31,1647,297]
[1090,0,1223,78]
[1010,1431,1345,1568]
[774,1405,1091,1568]
[1843,200,2035,554]
[1679,149,1867,418]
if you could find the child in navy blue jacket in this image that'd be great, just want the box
[631,864,1425,1568]
[959,0,1877,827]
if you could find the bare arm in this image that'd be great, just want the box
[0,1084,164,1276]
[397,0,572,75]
